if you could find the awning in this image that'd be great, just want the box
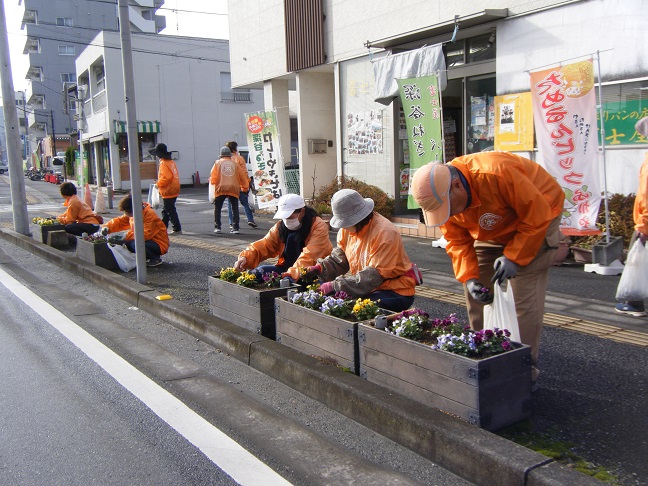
[113,120,161,142]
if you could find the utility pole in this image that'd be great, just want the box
[117,0,147,283]
[22,91,29,165]
[0,0,30,235]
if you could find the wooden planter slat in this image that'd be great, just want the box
[275,298,358,373]
[76,239,118,270]
[208,276,297,339]
[358,324,532,431]
[32,223,65,244]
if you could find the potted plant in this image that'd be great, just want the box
[31,217,65,244]
[358,310,532,431]
[208,268,300,339]
[275,287,389,374]
[76,234,118,270]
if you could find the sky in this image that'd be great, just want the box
[1,0,229,101]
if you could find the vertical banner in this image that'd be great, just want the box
[244,110,286,209]
[397,75,443,209]
[530,60,601,235]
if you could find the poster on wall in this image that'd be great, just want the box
[345,110,384,155]
[530,59,601,236]
[244,110,286,209]
[494,92,534,151]
[399,164,410,198]
[397,75,443,209]
[600,99,648,145]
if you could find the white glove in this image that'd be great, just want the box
[492,256,518,285]
[234,256,247,271]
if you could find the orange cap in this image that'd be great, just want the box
[411,162,451,227]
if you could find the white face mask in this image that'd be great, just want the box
[283,218,302,231]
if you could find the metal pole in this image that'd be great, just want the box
[22,91,29,164]
[0,0,30,235]
[117,0,147,283]
[596,51,610,244]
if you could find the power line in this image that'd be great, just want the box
[82,0,228,16]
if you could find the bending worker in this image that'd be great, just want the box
[411,152,565,388]
[57,181,103,239]
[306,189,417,312]
[233,194,332,281]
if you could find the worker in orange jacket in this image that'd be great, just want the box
[234,194,332,281]
[225,140,257,228]
[305,189,417,312]
[150,143,182,235]
[210,146,249,234]
[412,152,565,388]
[615,117,648,317]
[101,194,169,267]
[57,182,103,238]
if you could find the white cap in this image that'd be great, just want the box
[273,194,305,219]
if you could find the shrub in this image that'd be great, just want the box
[310,176,395,218]
[571,193,636,249]
[65,146,75,177]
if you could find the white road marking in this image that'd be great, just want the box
[0,267,291,486]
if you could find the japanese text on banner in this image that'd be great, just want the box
[397,75,444,209]
[530,60,601,236]
[244,111,286,209]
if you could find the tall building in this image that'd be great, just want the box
[18,0,165,165]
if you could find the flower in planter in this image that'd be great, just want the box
[321,295,354,319]
[218,267,241,282]
[261,271,283,288]
[32,217,59,225]
[81,234,108,244]
[352,298,381,321]
[433,327,512,358]
[291,289,327,310]
[236,271,257,287]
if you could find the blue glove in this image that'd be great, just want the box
[466,279,493,304]
[492,256,518,285]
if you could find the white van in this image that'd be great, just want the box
[237,146,253,177]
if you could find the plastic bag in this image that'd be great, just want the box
[148,183,160,209]
[483,281,521,343]
[248,190,256,210]
[615,240,648,301]
[108,244,137,272]
[208,182,215,204]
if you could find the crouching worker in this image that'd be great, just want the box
[233,194,333,282]
[57,182,103,242]
[101,194,169,267]
[305,189,416,312]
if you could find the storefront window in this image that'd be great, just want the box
[597,78,648,145]
[466,75,496,154]
[117,133,157,163]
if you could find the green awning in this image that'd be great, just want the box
[112,120,161,142]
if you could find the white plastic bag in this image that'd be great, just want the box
[248,190,256,210]
[615,240,648,301]
[148,183,160,209]
[108,244,137,272]
[208,182,215,204]
[483,281,521,343]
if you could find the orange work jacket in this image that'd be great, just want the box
[209,157,248,199]
[58,194,101,225]
[634,153,648,236]
[104,203,169,255]
[157,158,180,198]
[442,152,565,283]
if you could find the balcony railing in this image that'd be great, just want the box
[92,90,107,113]
[220,90,252,103]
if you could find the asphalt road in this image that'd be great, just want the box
[2,178,648,485]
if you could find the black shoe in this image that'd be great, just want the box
[247,221,258,228]
[146,258,163,267]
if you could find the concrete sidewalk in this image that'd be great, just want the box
[0,226,600,486]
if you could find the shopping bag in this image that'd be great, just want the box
[108,244,137,272]
[248,190,256,210]
[615,240,648,301]
[148,183,160,209]
[483,281,521,343]
[208,182,215,204]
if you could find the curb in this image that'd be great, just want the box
[0,227,599,485]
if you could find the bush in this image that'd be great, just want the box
[571,193,636,249]
[65,146,75,177]
[310,176,395,218]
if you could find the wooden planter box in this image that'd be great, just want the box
[275,297,360,374]
[207,276,298,339]
[32,223,65,244]
[76,239,118,271]
[358,324,532,431]
[570,246,593,264]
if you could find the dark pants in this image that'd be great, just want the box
[227,191,255,224]
[124,239,162,260]
[366,290,414,312]
[162,197,181,232]
[64,222,100,236]
[214,195,239,230]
